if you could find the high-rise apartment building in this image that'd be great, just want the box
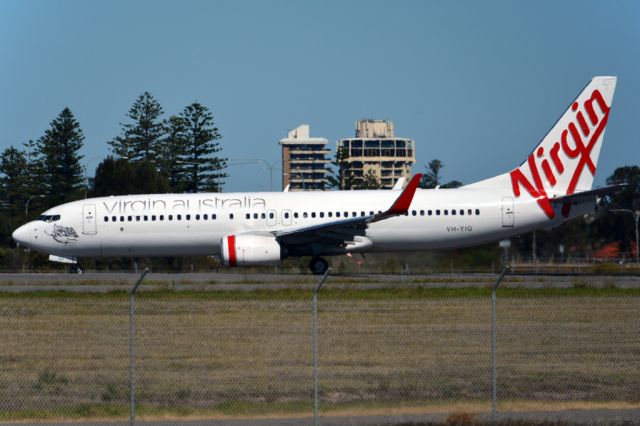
[337,119,415,189]
[279,124,330,191]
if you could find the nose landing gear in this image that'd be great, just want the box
[308,257,329,275]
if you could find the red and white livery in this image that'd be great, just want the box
[13,77,619,273]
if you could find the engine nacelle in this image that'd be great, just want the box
[221,234,283,266]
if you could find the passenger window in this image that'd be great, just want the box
[112,216,117,222]
[412,210,417,216]
[475,209,480,215]
[452,210,456,216]
[468,209,472,215]
[261,213,265,219]
[196,214,200,220]
[160,215,164,221]
[352,212,357,217]
[460,210,464,216]
[303,212,308,218]
[203,214,207,220]
[168,215,173,221]
[360,211,365,217]
[369,211,374,216]
[136,216,141,221]
[285,212,290,219]
[319,212,324,218]
[428,210,432,216]
[344,212,348,217]
[212,214,217,220]
[294,212,299,218]
[328,212,333,218]
[269,212,274,219]
[229,213,234,220]
[311,212,316,218]
[420,210,425,216]
[186,214,191,220]
[245,213,250,220]
[444,210,448,216]
[253,213,258,219]
[144,216,148,221]
[177,214,182,220]
[104,216,108,222]
[120,216,124,222]
[436,210,440,215]
[128,216,132,222]
[152,215,156,221]
[336,212,341,218]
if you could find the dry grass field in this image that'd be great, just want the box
[0,290,638,421]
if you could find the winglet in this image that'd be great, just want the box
[363,172,422,224]
[387,173,422,214]
[391,177,406,191]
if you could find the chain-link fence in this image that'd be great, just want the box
[0,279,638,424]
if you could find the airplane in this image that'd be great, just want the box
[12,76,619,274]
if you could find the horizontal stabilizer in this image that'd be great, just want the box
[549,183,626,204]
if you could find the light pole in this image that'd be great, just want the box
[25,195,45,217]
[611,209,640,264]
[228,159,279,191]
[282,171,306,191]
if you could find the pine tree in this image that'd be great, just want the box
[0,146,30,216]
[422,159,444,188]
[178,102,227,192]
[92,157,170,196]
[36,108,85,205]
[361,169,381,189]
[421,159,462,189]
[158,115,189,191]
[328,146,356,190]
[109,92,165,162]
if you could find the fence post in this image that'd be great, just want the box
[492,266,509,419]
[312,268,331,426]
[129,267,149,426]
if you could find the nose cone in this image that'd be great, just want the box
[12,223,31,247]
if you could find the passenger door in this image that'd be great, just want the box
[501,196,514,227]
[82,204,97,235]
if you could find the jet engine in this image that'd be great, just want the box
[220,234,283,266]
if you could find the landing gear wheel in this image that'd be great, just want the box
[309,257,329,275]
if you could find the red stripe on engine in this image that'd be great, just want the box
[227,235,237,266]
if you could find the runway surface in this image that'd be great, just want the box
[0,271,639,292]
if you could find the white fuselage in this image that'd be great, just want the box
[11,76,616,266]
[12,183,592,259]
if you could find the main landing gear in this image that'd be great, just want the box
[308,257,329,275]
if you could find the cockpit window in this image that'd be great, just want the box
[37,215,61,222]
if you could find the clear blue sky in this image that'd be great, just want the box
[1,0,638,192]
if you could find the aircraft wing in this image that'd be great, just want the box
[549,184,626,204]
[274,174,422,248]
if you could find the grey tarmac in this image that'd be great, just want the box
[0,272,639,292]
